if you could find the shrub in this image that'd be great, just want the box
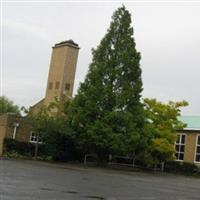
[181,162,199,174]
[165,161,200,175]
[3,138,46,157]
[4,151,25,159]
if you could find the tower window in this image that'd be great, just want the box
[48,82,53,90]
[65,83,70,90]
[55,81,60,89]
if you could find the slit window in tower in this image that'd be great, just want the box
[65,83,70,90]
[55,81,60,89]
[48,82,53,90]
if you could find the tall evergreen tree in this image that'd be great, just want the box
[68,6,144,158]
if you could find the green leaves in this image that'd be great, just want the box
[67,6,144,158]
[143,98,188,163]
[0,96,20,115]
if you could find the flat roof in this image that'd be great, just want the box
[53,39,80,49]
[179,116,200,130]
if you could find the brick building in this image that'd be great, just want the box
[0,114,31,155]
[0,39,80,155]
[176,116,200,165]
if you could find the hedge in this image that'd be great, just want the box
[3,138,46,157]
[165,160,200,175]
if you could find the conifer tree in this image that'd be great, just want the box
[68,6,144,158]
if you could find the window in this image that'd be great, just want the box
[65,83,70,90]
[175,134,186,161]
[48,82,53,90]
[30,132,43,144]
[195,135,200,163]
[55,81,60,89]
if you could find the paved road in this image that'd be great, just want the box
[0,159,200,200]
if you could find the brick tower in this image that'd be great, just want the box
[30,40,80,113]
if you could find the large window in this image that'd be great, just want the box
[30,132,43,144]
[175,134,186,161]
[195,135,200,163]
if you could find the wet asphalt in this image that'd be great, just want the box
[0,159,200,200]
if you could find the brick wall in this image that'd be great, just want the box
[0,114,31,155]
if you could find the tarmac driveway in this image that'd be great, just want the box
[0,159,200,200]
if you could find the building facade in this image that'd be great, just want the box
[0,113,31,155]
[175,116,200,165]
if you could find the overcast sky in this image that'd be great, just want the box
[1,1,200,115]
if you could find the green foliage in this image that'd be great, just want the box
[4,138,34,157]
[4,151,24,159]
[67,6,144,159]
[43,116,82,161]
[28,102,81,161]
[28,106,50,134]
[4,138,50,160]
[0,96,20,115]
[143,98,188,164]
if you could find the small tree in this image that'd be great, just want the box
[0,96,20,115]
[68,6,145,160]
[28,101,77,161]
[42,115,78,161]
[143,98,188,167]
